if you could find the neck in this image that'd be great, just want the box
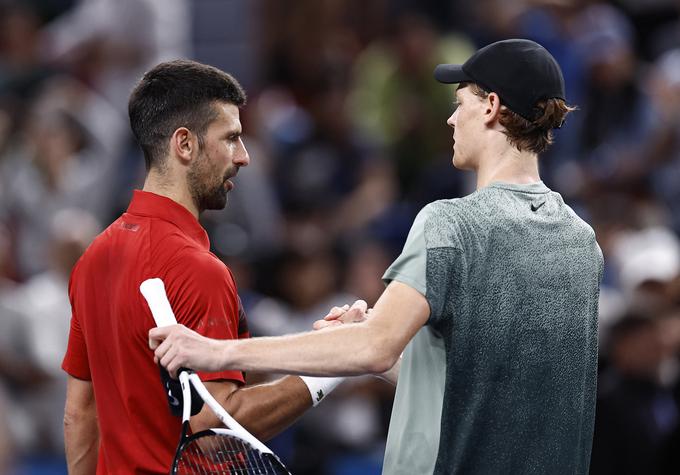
[474,140,540,190]
[142,169,200,219]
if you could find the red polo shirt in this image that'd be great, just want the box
[62,190,248,474]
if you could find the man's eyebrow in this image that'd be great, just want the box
[225,128,242,137]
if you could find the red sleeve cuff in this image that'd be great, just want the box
[197,370,245,385]
[62,361,92,381]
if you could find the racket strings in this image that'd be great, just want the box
[175,433,286,474]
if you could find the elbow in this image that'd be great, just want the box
[64,398,97,434]
[63,406,85,429]
[63,407,93,432]
[362,339,400,375]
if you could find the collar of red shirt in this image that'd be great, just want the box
[126,190,210,250]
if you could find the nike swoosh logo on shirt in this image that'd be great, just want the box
[530,201,546,212]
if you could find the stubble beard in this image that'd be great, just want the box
[187,152,229,213]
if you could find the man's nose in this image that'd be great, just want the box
[447,109,457,128]
[234,139,250,166]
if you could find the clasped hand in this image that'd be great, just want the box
[149,300,371,378]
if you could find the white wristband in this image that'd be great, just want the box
[299,376,345,407]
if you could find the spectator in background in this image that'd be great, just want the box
[574,4,656,195]
[201,134,285,260]
[591,313,680,475]
[0,208,99,463]
[343,239,395,307]
[236,245,392,475]
[349,13,474,204]
[0,78,121,279]
[16,209,100,454]
[248,247,355,337]
[592,224,680,474]
[611,226,680,316]
[41,0,190,112]
[254,71,397,253]
[40,0,192,213]
[0,223,19,472]
[645,48,680,234]
[0,2,53,101]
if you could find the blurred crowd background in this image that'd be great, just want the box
[1,0,680,474]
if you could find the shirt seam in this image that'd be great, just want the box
[486,183,551,194]
[383,270,427,296]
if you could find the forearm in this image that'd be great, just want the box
[64,376,99,474]
[221,376,312,441]
[64,409,99,474]
[223,321,398,376]
[150,281,429,380]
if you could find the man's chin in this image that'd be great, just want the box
[452,153,472,171]
[209,196,228,211]
[201,191,228,211]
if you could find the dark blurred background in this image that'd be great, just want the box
[1,0,680,474]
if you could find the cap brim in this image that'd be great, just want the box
[434,64,471,84]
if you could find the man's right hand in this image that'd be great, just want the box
[149,324,226,378]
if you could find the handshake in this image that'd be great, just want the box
[147,299,378,379]
[313,299,371,330]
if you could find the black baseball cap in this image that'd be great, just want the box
[434,39,566,123]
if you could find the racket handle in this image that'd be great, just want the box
[140,278,178,327]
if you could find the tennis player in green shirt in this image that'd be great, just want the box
[150,39,603,475]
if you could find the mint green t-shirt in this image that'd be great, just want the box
[382,182,603,475]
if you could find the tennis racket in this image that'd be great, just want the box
[140,278,291,475]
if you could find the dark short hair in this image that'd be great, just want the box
[128,59,246,170]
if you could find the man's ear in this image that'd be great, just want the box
[483,92,502,126]
[170,127,195,164]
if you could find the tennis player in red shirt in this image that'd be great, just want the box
[62,60,344,474]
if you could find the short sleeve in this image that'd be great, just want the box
[167,251,246,385]
[62,269,91,380]
[382,205,430,296]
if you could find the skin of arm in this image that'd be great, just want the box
[191,376,313,442]
[150,281,429,379]
[314,302,401,385]
[376,358,401,385]
[189,299,375,440]
[64,375,99,475]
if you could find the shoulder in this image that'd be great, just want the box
[554,195,599,242]
[166,246,232,284]
[69,219,118,277]
[417,198,474,249]
[416,198,463,226]
[425,192,487,221]
[161,247,239,323]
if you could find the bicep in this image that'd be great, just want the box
[166,255,246,383]
[168,255,240,338]
[367,281,430,356]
